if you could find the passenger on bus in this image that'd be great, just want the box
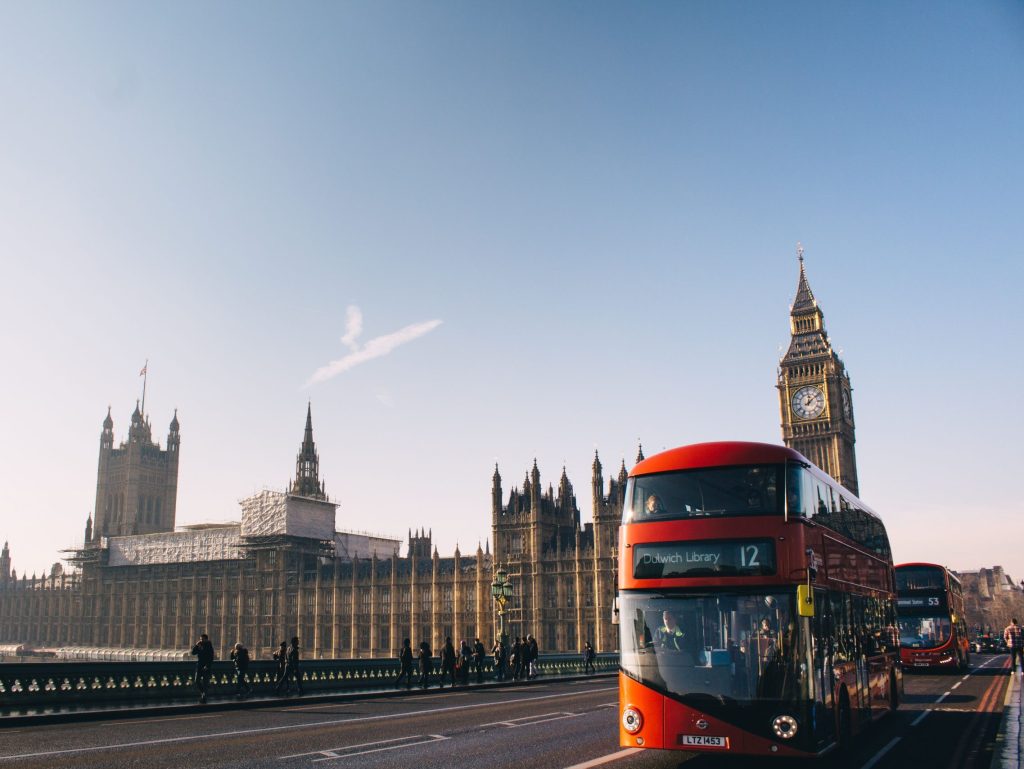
[645,494,665,517]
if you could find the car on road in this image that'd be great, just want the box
[972,635,1007,654]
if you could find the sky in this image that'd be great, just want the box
[1,2,1022,584]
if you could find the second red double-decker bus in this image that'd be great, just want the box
[618,442,901,758]
[896,562,970,672]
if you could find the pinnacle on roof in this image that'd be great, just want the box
[103,407,113,430]
[636,443,645,463]
[169,408,179,431]
[791,242,817,314]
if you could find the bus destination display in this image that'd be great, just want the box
[897,593,948,611]
[633,539,776,579]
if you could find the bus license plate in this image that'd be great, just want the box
[679,735,728,748]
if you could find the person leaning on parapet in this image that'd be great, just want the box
[230,642,253,698]
[1005,618,1023,675]
[396,638,414,689]
[191,632,215,704]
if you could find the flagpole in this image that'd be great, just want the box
[140,359,148,418]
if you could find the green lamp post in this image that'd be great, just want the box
[491,565,514,643]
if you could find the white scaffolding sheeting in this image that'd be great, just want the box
[334,531,401,561]
[239,490,337,541]
[107,527,243,566]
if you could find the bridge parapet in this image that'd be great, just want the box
[0,653,619,712]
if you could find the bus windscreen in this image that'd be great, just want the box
[623,465,783,523]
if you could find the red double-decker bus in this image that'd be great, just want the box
[896,562,970,672]
[618,442,901,758]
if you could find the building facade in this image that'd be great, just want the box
[777,247,860,496]
[0,406,626,659]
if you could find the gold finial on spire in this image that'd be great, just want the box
[797,242,804,263]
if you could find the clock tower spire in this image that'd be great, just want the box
[777,244,859,496]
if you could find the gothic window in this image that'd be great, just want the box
[420,587,431,610]
[511,534,523,554]
[380,589,390,612]
[360,591,371,613]
[322,592,333,612]
[358,627,370,649]
[246,596,256,615]
[379,627,390,651]
[305,592,315,612]
[442,587,453,613]
[400,589,411,613]
[546,582,557,608]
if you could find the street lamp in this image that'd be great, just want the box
[491,565,514,643]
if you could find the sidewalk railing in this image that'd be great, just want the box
[0,653,619,710]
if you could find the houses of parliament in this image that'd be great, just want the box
[0,253,861,661]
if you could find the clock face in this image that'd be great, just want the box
[841,388,852,419]
[792,385,826,420]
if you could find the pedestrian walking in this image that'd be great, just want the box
[583,641,596,675]
[230,642,253,698]
[273,640,288,690]
[418,640,433,689]
[1005,618,1023,675]
[440,636,457,688]
[276,636,304,696]
[510,637,523,681]
[473,638,486,683]
[458,640,472,685]
[492,638,507,681]
[527,634,539,679]
[396,638,414,689]
[190,632,215,704]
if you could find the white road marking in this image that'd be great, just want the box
[282,735,421,759]
[911,710,931,727]
[0,686,616,761]
[311,734,449,762]
[100,713,221,726]
[951,682,962,690]
[561,748,642,769]
[479,712,584,728]
[860,736,901,769]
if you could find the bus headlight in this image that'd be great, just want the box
[772,714,798,739]
[622,706,643,734]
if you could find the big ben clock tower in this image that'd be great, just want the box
[778,245,859,496]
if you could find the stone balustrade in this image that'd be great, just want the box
[0,652,618,712]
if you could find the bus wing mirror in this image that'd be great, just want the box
[797,584,815,617]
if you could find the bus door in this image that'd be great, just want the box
[811,587,835,745]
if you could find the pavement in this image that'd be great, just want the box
[992,670,1022,769]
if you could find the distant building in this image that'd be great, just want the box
[0,404,623,658]
[959,566,1024,634]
